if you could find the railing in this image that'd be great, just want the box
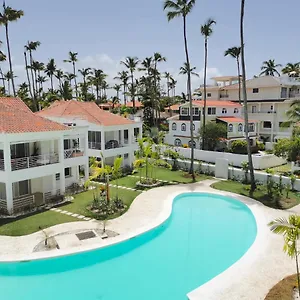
[0,198,7,213]
[249,110,277,114]
[105,140,121,150]
[11,153,59,171]
[289,93,300,98]
[44,189,61,204]
[88,142,101,150]
[13,194,34,212]
[64,149,84,159]
[0,158,4,171]
[220,94,229,98]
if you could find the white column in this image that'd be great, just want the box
[58,137,65,194]
[121,130,125,146]
[60,171,66,195]
[128,128,133,145]
[3,139,11,173]
[52,174,56,195]
[58,138,64,163]
[101,131,105,152]
[5,182,13,214]
[50,140,54,154]
[271,102,275,142]
[139,124,143,139]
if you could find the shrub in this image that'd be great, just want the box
[256,141,265,151]
[231,140,248,154]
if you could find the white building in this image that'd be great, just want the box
[38,100,143,167]
[0,97,89,215]
[197,75,298,142]
[165,100,258,148]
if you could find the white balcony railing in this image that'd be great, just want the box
[249,110,277,114]
[88,142,101,150]
[64,149,84,159]
[11,153,59,171]
[0,158,4,171]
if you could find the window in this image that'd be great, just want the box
[181,107,189,116]
[181,123,186,131]
[250,139,254,146]
[281,87,287,98]
[174,139,182,146]
[192,124,196,131]
[208,107,216,115]
[270,105,274,111]
[238,123,243,132]
[65,167,72,178]
[207,93,212,97]
[172,123,177,131]
[124,153,129,159]
[222,108,227,114]
[192,107,200,116]
[56,173,60,181]
[188,140,196,148]
[253,88,259,93]
[228,124,233,132]
[13,180,30,198]
[251,106,257,113]
[248,123,255,132]
[263,121,272,129]
[234,108,239,114]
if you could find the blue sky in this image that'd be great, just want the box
[4,0,300,95]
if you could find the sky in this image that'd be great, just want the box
[2,0,300,98]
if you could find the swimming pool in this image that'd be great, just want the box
[0,193,257,300]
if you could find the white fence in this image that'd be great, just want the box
[161,146,286,170]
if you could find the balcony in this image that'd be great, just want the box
[220,94,229,98]
[249,110,277,114]
[0,159,4,171]
[11,153,59,171]
[64,149,84,159]
[88,142,101,150]
[289,93,300,98]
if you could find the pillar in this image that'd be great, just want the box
[271,102,275,142]
[121,130,125,146]
[101,131,105,151]
[52,174,57,196]
[58,137,65,194]
[128,128,133,145]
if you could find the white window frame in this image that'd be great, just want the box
[234,108,239,114]
[172,123,177,131]
[65,167,72,178]
[251,106,257,113]
[208,107,216,115]
[180,107,189,116]
[238,123,243,132]
[174,139,182,146]
[248,123,255,132]
[253,88,259,94]
[181,123,186,132]
[222,108,227,114]
[228,124,233,132]
[192,107,200,116]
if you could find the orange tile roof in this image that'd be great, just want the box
[126,101,143,108]
[217,117,258,123]
[0,97,68,134]
[99,102,121,108]
[37,100,135,126]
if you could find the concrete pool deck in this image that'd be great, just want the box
[0,179,297,299]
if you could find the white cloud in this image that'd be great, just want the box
[9,53,221,99]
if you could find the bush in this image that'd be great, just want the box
[256,141,265,151]
[231,140,248,154]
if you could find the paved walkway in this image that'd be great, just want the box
[49,207,94,221]
[0,179,298,300]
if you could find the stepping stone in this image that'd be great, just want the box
[60,210,69,214]
[66,212,73,215]
[83,217,91,221]
[72,214,79,217]
[77,215,85,219]
[56,209,62,212]
[50,208,57,211]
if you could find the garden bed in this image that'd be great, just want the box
[136,180,162,188]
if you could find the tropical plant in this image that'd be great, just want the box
[0,42,6,93]
[282,63,300,78]
[113,84,121,100]
[240,0,256,195]
[60,80,73,100]
[201,18,216,150]
[79,68,91,101]
[111,157,123,199]
[114,70,129,104]
[259,59,282,77]
[269,215,300,297]
[224,46,241,102]
[179,62,199,95]
[4,70,16,95]
[0,3,24,96]
[45,58,57,91]
[55,69,64,92]
[164,0,196,182]
[64,51,78,98]
[121,57,140,108]
[241,161,249,184]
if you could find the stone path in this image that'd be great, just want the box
[49,207,96,222]
[93,180,144,192]
[129,175,176,184]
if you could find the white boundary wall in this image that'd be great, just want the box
[161,146,286,170]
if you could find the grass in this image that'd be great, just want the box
[211,180,300,209]
[0,210,78,236]
[264,163,292,175]
[265,274,297,300]
[60,187,141,219]
[111,176,140,189]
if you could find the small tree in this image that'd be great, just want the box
[198,122,227,151]
[290,174,297,191]
[269,215,300,297]
[111,157,123,200]
[241,161,249,184]
[164,148,181,170]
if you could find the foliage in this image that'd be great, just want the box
[231,140,248,154]
[256,141,265,151]
[241,161,249,184]
[198,122,227,151]
[164,148,181,170]
[260,59,282,76]
[274,137,300,162]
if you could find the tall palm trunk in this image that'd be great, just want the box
[202,37,208,150]
[123,83,126,104]
[4,24,16,96]
[131,72,135,109]
[29,51,37,106]
[296,240,300,297]
[73,62,78,98]
[240,0,255,194]
[237,57,241,103]
[0,67,6,93]
[50,75,54,91]
[183,15,195,181]
[96,85,99,101]
[24,52,34,103]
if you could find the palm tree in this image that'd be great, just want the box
[60,80,73,100]
[23,50,34,102]
[201,18,216,150]
[37,75,48,94]
[140,57,153,76]
[0,3,23,96]
[64,52,78,98]
[111,96,120,109]
[179,62,199,95]
[282,100,300,127]
[121,56,140,108]
[240,0,256,194]
[164,72,171,97]
[79,68,91,101]
[4,70,16,95]
[114,70,129,104]
[282,63,300,78]
[260,59,282,76]
[64,72,76,88]
[269,215,300,297]
[55,69,64,92]
[113,84,121,99]
[0,43,6,93]
[225,46,241,102]
[45,58,57,91]
[164,0,196,181]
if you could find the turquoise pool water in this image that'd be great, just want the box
[0,193,257,300]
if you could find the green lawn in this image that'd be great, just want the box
[60,187,141,219]
[111,176,140,189]
[212,180,300,209]
[0,210,78,236]
[135,166,211,184]
[264,163,291,175]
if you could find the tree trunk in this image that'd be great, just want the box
[123,84,126,105]
[24,52,35,110]
[183,16,195,182]
[29,51,37,108]
[240,0,256,195]
[73,62,78,99]
[202,37,208,150]
[0,66,6,94]
[237,58,242,104]
[131,72,135,109]
[50,75,54,91]
[296,242,300,297]
[5,24,16,96]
